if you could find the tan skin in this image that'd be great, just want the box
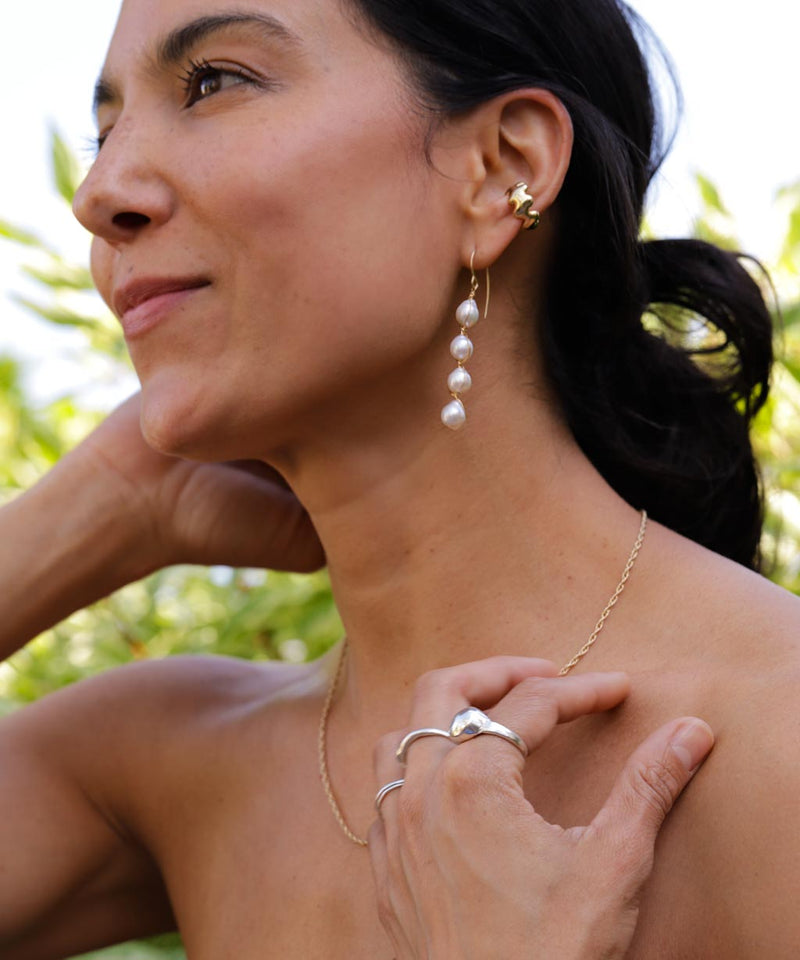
[1,0,799,956]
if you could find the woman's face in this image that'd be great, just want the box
[75,0,459,460]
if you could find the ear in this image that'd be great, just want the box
[441,89,573,269]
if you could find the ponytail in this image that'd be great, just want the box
[545,239,772,569]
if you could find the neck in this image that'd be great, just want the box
[272,381,649,731]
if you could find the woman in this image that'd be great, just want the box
[1,0,796,956]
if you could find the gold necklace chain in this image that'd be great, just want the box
[318,509,648,847]
[317,640,370,846]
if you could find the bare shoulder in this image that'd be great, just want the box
[647,522,800,670]
[650,527,800,954]
[8,651,326,737]
[5,651,331,832]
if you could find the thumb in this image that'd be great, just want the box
[590,717,714,870]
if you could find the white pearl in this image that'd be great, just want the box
[447,368,472,394]
[441,399,466,430]
[456,299,480,329]
[450,335,474,362]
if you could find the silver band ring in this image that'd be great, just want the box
[395,727,452,763]
[396,706,528,765]
[375,778,405,813]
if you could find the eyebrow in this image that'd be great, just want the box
[93,11,302,115]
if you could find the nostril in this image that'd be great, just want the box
[112,211,151,229]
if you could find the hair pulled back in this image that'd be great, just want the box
[347,0,774,569]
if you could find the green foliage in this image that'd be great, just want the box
[0,219,45,248]
[75,934,186,960]
[50,125,84,205]
[691,171,739,250]
[1,131,799,957]
[777,180,800,275]
[696,172,731,217]
[0,130,342,957]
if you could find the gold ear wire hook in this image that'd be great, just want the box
[469,250,491,320]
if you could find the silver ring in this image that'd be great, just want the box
[375,778,405,813]
[395,726,452,764]
[449,707,528,757]
[396,707,528,765]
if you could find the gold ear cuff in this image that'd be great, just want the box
[505,182,541,230]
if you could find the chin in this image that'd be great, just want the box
[139,373,231,461]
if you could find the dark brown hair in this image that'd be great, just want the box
[348,0,773,568]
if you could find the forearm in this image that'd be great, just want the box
[0,454,158,660]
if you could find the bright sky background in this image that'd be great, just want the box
[1,0,798,407]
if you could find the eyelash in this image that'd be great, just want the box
[178,57,256,107]
[91,58,261,155]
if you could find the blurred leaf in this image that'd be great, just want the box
[781,357,800,386]
[50,126,84,205]
[692,173,738,250]
[11,295,101,331]
[22,260,95,292]
[696,172,731,216]
[781,301,800,329]
[0,219,45,249]
[691,217,739,251]
[779,209,800,274]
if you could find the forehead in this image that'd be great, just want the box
[104,0,355,71]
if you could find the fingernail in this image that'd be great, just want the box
[671,720,714,773]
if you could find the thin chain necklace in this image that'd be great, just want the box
[318,509,648,847]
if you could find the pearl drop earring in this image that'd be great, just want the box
[441,252,490,431]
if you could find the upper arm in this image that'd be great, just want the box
[0,668,175,957]
[692,668,800,957]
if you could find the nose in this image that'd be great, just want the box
[73,117,175,244]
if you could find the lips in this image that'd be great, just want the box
[113,276,211,320]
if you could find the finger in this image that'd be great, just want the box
[486,671,631,759]
[589,717,714,873]
[395,657,559,772]
[409,657,559,730]
[404,671,631,783]
[374,729,407,787]
[226,459,293,489]
[372,733,409,856]
[368,819,417,959]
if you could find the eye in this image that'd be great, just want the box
[179,58,256,107]
[89,131,111,157]
[89,59,269,156]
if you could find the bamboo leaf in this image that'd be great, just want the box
[0,219,45,249]
[49,127,84,205]
[11,295,100,331]
[695,172,731,217]
[780,301,800,329]
[21,262,95,292]
[780,356,800,385]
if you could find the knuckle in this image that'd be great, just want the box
[376,894,397,932]
[394,784,425,833]
[413,666,459,702]
[511,676,559,717]
[600,830,655,888]
[631,757,683,815]
[373,730,403,766]
[438,748,494,801]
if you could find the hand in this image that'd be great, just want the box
[369,658,714,960]
[68,392,325,573]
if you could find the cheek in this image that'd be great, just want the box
[90,239,114,309]
[195,97,451,363]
